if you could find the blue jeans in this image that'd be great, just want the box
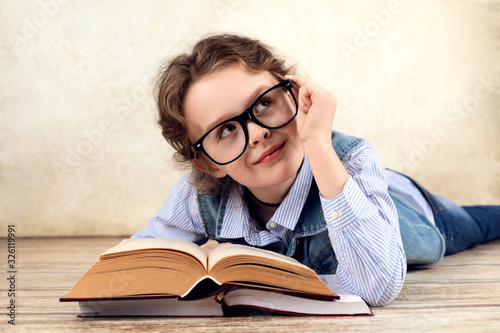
[406,177,500,255]
[432,196,500,255]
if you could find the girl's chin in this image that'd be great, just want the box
[252,166,299,189]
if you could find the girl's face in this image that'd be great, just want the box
[184,65,304,196]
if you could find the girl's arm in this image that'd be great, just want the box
[287,75,406,306]
[321,142,406,306]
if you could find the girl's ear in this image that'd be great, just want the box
[192,158,227,178]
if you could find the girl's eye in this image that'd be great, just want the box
[255,98,271,113]
[217,123,237,140]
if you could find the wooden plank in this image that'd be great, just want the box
[1,237,499,331]
[5,307,500,332]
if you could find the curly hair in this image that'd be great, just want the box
[155,34,296,192]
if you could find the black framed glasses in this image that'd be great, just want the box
[190,79,298,165]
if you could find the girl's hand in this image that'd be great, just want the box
[201,241,232,255]
[285,75,337,147]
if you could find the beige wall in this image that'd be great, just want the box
[1,0,499,237]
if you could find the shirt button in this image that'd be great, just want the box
[331,211,339,220]
[268,222,277,229]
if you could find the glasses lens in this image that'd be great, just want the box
[202,120,246,165]
[252,85,297,128]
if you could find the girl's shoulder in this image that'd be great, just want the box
[332,132,383,174]
[331,130,366,162]
[166,174,198,202]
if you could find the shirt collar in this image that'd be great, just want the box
[218,157,313,239]
[271,157,313,230]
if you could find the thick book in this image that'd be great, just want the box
[60,238,372,316]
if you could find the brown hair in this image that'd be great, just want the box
[155,34,296,192]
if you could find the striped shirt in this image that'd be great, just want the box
[133,142,433,306]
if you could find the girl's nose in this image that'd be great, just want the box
[247,121,270,147]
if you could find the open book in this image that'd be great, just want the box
[60,238,372,316]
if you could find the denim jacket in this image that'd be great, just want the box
[197,131,446,273]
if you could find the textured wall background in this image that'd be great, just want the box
[1,0,499,237]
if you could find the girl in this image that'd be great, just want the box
[132,34,500,306]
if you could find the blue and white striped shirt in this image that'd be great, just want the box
[133,142,433,306]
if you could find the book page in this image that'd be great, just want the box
[223,287,370,315]
[79,295,224,317]
[224,275,370,315]
[207,244,304,271]
[100,238,208,270]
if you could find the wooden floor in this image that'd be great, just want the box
[1,237,499,332]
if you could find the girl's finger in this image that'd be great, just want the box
[285,74,307,88]
[299,85,312,112]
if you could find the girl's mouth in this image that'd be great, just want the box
[254,142,286,164]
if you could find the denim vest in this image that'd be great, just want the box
[197,131,446,274]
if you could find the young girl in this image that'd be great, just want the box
[132,34,500,306]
